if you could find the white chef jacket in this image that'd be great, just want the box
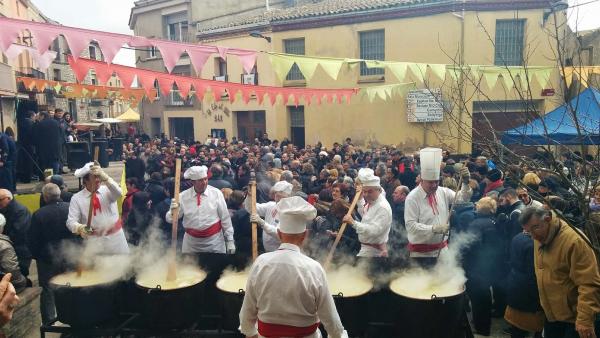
[66,179,129,254]
[404,184,471,258]
[353,193,392,257]
[255,201,281,252]
[166,185,233,254]
[239,243,348,338]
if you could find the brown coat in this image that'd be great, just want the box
[534,214,600,327]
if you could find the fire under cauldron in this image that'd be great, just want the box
[50,270,123,328]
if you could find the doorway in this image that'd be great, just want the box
[168,117,194,141]
[289,106,305,148]
[236,111,265,143]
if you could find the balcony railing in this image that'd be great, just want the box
[15,67,46,79]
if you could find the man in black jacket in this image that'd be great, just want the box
[27,183,79,325]
[208,164,232,190]
[17,110,36,183]
[34,112,62,174]
[0,189,31,278]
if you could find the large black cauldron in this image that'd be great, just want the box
[50,276,122,328]
[390,289,468,338]
[134,276,205,330]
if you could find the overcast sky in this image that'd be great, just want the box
[31,0,600,68]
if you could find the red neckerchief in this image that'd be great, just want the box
[196,193,201,206]
[92,192,102,216]
[426,193,439,215]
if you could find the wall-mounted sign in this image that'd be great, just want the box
[406,88,444,123]
[214,114,224,123]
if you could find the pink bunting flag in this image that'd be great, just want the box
[113,68,136,88]
[187,49,212,75]
[211,85,225,101]
[0,24,24,52]
[94,63,113,85]
[157,76,174,97]
[135,70,158,98]
[216,46,229,60]
[175,78,192,98]
[29,27,61,54]
[95,36,127,65]
[64,30,92,59]
[67,55,91,82]
[154,41,186,73]
[237,51,258,74]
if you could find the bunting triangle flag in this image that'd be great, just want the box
[365,60,386,69]
[318,59,344,80]
[500,71,514,89]
[483,72,499,89]
[295,58,320,81]
[534,68,553,88]
[269,54,296,82]
[428,64,447,81]
[408,63,428,80]
[387,63,408,81]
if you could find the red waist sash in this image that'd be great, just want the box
[361,242,389,257]
[185,221,222,238]
[258,320,320,338]
[91,218,122,237]
[407,240,448,253]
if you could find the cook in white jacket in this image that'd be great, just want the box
[342,168,392,257]
[404,148,471,267]
[247,181,293,252]
[239,196,348,338]
[66,162,129,254]
[167,166,235,254]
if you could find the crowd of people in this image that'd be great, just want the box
[0,130,599,337]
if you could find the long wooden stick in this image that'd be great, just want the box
[436,161,468,258]
[250,170,258,261]
[77,146,100,277]
[166,158,182,282]
[323,186,363,270]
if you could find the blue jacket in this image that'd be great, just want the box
[506,232,542,313]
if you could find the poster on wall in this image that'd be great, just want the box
[406,88,444,122]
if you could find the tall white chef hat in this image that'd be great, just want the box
[272,181,293,195]
[184,166,208,180]
[277,196,317,234]
[357,168,380,187]
[420,148,443,181]
[74,162,94,178]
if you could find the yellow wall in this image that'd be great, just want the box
[183,9,569,153]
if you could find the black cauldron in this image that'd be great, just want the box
[217,285,246,331]
[50,276,122,328]
[390,288,467,338]
[134,276,205,330]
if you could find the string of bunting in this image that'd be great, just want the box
[16,77,154,107]
[0,17,258,74]
[67,56,358,106]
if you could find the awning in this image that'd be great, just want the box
[114,108,140,122]
[502,88,600,145]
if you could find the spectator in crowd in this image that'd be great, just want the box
[516,187,543,209]
[0,189,31,278]
[0,214,26,292]
[27,183,78,325]
[39,175,73,208]
[122,177,141,222]
[504,216,543,338]
[391,185,409,226]
[125,151,146,183]
[17,110,36,183]
[208,164,233,190]
[34,111,62,175]
[520,207,600,338]
[125,192,153,245]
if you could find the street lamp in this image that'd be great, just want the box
[249,31,271,43]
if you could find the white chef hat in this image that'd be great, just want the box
[319,151,328,157]
[277,196,317,234]
[74,162,94,178]
[272,181,293,195]
[420,148,443,181]
[357,168,380,187]
[184,166,208,180]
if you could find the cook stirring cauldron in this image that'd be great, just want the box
[404,148,472,268]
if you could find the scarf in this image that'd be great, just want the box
[92,193,102,216]
[427,193,439,215]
